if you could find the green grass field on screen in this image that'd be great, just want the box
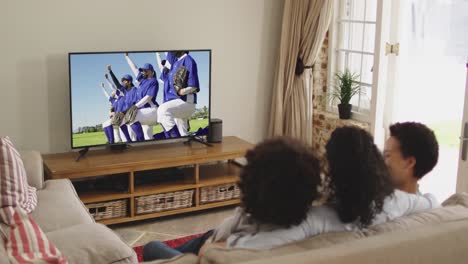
[72,118,208,148]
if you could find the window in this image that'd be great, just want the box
[328,0,378,121]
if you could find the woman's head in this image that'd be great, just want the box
[326,126,394,227]
[239,137,321,228]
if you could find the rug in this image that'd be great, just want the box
[133,233,203,262]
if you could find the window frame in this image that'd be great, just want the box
[326,0,378,123]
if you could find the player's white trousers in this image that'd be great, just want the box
[102,119,122,142]
[157,99,195,136]
[132,106,158,140]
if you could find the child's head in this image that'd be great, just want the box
[326,126,393,227]
[239,137,321,227]
[384,122,439,191]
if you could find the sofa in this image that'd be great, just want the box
[145,194,468,264]
[0,151,138,264]
[3,151,468,264]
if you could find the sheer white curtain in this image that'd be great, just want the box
[269,0,333,145]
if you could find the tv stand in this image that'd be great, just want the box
[184,135,213,147]
[75,147,89,162]
[42,136,252,225]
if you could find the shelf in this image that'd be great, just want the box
[100,199,240,225]
[80,191,130,204]
[199,162,241,187]
[198,199,241,210]
[134,167,196,196]
[72,173,130,204]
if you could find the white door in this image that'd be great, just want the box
[383,0,468,201]
[456,63,468,193]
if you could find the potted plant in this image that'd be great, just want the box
[330,69,361,119]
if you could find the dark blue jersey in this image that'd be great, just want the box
[165,54,200,104]
[136,73,159,108]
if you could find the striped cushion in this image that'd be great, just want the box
[0,137,37,217]
[0,207,67,264]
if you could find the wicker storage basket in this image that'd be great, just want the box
[135,190,194,215]
[86,199,128,220]
[200,183,240,204]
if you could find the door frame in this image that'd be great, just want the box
[369,0,392,149]
[456,62,468,192]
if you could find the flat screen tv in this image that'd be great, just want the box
[69,50,211,149]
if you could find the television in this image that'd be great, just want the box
[69,50,211,149]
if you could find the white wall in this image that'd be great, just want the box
[0,0,284,153]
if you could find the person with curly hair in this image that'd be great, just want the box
[223,126,439,250]
[384,122,439,203]
[142,137,322,261]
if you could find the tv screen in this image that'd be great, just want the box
[69,50,211,149]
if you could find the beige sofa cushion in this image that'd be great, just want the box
[19,150,44,190]
[46,223,137,264]
[364,204,468,235]
[30,179,94,233]
[241,219,468,264]
[202,193,468,264]
[201,231,364,264]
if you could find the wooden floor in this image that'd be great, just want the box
[111,206,236,247]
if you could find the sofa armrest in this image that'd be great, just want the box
[19,150,44,190]
[46,223,138,264]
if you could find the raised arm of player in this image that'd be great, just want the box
[164,52,172,69]
[100,82,110,98]
[104,74,117,91]
[155,52,172,71]
[105,74,123,97]
[155,52,164,72]
[124,52,139,78]
[107,65,125,93]
[156,53,167,85]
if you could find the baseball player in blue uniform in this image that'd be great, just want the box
[107,66,142,142]
[100,82,120,144]
[156,52,178,99]
[125,53,159,141]
[157,51,199,138]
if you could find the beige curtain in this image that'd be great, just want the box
[269,0,333,145]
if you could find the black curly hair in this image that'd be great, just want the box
[389,122,439,179]
[238,137,321,227]
[326,126,394,227]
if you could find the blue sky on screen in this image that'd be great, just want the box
[70,51,210,131]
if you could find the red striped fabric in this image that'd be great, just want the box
[0,137,37,221]
[0,207,67,264]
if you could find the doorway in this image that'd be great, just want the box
[385,0,468,201]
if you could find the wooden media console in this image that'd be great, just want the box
[42,136,252,225]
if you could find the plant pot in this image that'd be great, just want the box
[338,103,352,119]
